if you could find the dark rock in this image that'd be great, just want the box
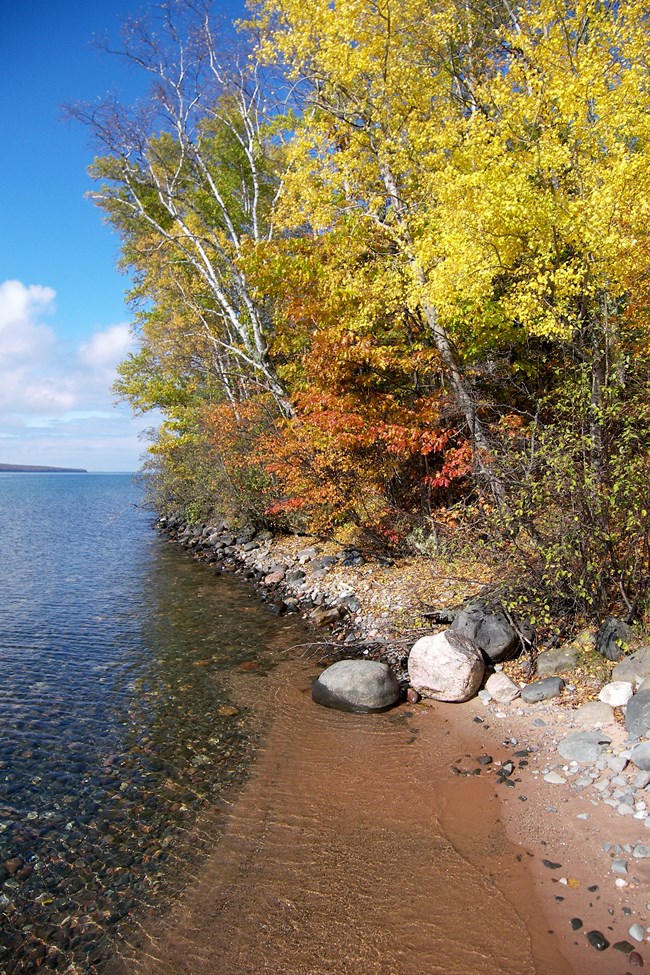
[613,940,635,954]
[586,930,610,951]
[235,526,256,544]
[311,555,339,569]
[242,541,259,552]
[312,660,400,713]
[630,950,644,967]
[477,755,493,766]
[341,549,365,566]
[450,599,522,663]
[406,688,421,704]
[338,593,361,613]
[595,617,632,662]
[4,857,23,875]
[542,859,562,870]
[285,569,306,583]
[570,918,583,930]
[430,609,456,624]
[626,689,650,738]
[520,676,565,703]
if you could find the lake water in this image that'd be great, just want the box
[0,473,304,974]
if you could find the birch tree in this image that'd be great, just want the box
[73,1,294,417]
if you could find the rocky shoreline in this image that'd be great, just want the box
[159,515,650,967]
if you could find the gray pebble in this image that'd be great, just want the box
[544,772,566,784]
[573,776,593,789]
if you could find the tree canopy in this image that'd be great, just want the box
[81,0,650,624]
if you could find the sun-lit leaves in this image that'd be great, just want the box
[90,1,650,592]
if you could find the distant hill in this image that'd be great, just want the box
[0,464,88,473]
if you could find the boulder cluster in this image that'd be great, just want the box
[160,518,650,780]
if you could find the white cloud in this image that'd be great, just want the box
[0,280,58,365]
[78,323,134,372]
[0,279,153,470]
[0,279,56,330]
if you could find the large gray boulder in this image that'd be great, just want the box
[613,648,650,685]
[312,660,400,713]
[408,630,485,703]
[450,600,521,663]
[625,689,650,738]
[595,617,631,662]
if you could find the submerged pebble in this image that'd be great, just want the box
[586,930,610,951]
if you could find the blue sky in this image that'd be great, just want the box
[0,0,244,471]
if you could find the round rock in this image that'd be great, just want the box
[535,645,579,676]
[408,630,485,703]
[521,676,565,704]
[599,681,634,707]
[573,700,616,728]
[557,731,612,763]
[312,660,400,713]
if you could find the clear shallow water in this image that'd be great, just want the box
[0,474,301,973]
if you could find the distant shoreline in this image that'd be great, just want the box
[0,464,88,473]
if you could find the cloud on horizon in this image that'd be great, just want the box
[0,279,156,470]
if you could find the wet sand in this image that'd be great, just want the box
[118,659,606,975]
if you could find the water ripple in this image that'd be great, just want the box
[0,475,305,973]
